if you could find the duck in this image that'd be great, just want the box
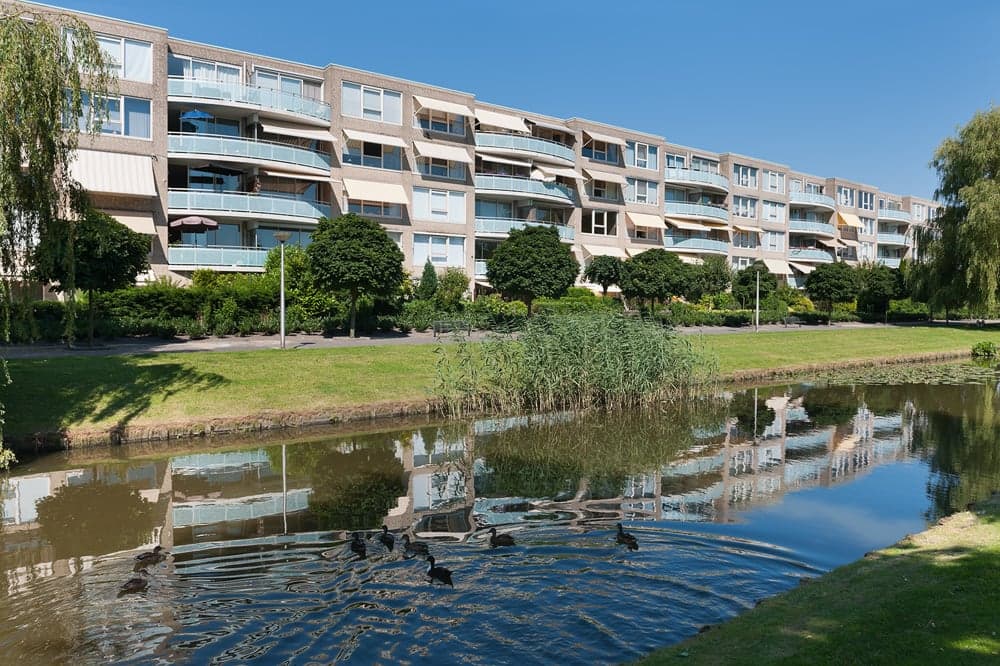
[425,556,454,587]
[616,523,639,551]
[350,532,367,559]
[378,525,395,552]
[401,534,430,560]
[134,545,167,567]
[118,569,149,595]
[487,527,516,548]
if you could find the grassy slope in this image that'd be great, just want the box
[6,326,1000,437]
[637,505,1000,665]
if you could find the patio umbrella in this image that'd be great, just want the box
[192,163,245,176]
[180,109,213,120]
[169,216,219,232]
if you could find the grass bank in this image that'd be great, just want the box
[5,325,1000,446]
[637,500,1000,665]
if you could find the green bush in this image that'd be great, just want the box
[972,341,998,358]
[466,294,528,330]
[712,292,739,310]
[399,299,439,332]
[532,291,618,316]
[885,298,930,322]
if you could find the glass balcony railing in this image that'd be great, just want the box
[878,257,902,268]
[789,220,837,236]
[663,167,730,191]
[789,248,835,263]
[168,133,332,171]
[789,191,837,209]
[475,132,576,163]
[167,77,332,123]
[877,232,908,246]
[663,201,729,221]
[662,235,729,254]
[474,174,575,203]
[168,245,270,269]
[474,259,488,276]
[877,208,912,223]
[168,189,331,221]
[475,217,574,240]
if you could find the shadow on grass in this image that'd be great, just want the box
[2,354,229,450]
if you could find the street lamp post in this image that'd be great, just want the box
[274,231,292,350]
[754,269,760,333]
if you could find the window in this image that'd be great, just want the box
[665,153,686,168]
[789,179,802,193]
[583,140,619,163]
[764,231,785,252]
[75,93,151,139]
[732,196,757,219]
[625,178,658,205]
[837,186,855,207]
[416,157,464,180]
[761,200,785,223]
[589,180,620,201]
[860,217,875,236]
[168,54,241,84]
[733,164,758,188]
[413,234,465,267]
[733,230,758,249]
[691,156,719,174]
[182,222,242,247]
[626,141,658,170]
[89,34,152,82]
[256,227,313,249]
[859,191,875,210]
[860,241,875,261]
[912,203,926,221]
[475,199,513,218]
[343,141,402,170]
[413,187,466,223]
[415,109,465,136]
[764,170,785,194]
[348,200,403,218]
[342,82,402,124]
[582,210,618,236]
[255,70,322,100]
[632,226,659,241]
[805,182,824,195]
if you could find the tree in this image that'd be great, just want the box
[415,259,438,301]
[805,261,860,315]
[731,261,777,309]
[33,208,149,344]
[684,255,733,301]
[620,249,690,305]
[857,263,904,318]
[435,267,468,311]
[486,225,578,312]
[583,255,625,298]
[307,214,405,338]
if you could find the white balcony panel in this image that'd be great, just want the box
[342,179,409,205]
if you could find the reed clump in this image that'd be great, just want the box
[434,312,718,415]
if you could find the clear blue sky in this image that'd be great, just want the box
[46,0,1000,198]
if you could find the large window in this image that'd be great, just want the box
[76,93,151,139]
[168,54,241,84]
[665,153,686,168]
[256,227,312,249]
[733,164,758,188]
[413,234,465,267]
[912,203,926,221]
[582,140,619,163]
[764,170,785,194]
[732,256,754,270]
[764,231,785,251]
[96,34,151,82]
[182,222,241,247]
[475,199,513,218]
[626,141,658,170]
[837,186,856,207]
[348,200,403,218]
[733,231,758,249]
[762,200,785,223]
[255,70,322,100]
[589,179,620,201]
[582,210,617,236]
[625,178,658,205]
[860,241,875,260]
[342,82,402,124]
[414,110,464,136]
[805,182,824,195]
[343,141,402,170]
[861,217,875,236]
[416,157,464,180]
[413,187,466,224]
[859,190,875,210]
[691,156,719,173]
[732,196,757,219]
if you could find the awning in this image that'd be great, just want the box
[583,244,629,259]
[837,211,863,228]
[474,108,529,133]
[413,95,473,118]
[479,154,532,168]
[342,128,407,148]
[789,261,816,274]
[261,169,331,183]
[109,210,156,235]
[665,217,710,232]
[528,118,572,134]
[584,168,628,185]
[412,140,473,164]
[342,178,409,205]
[626,247,651,257]
[259,119,333,143]
[70,149,156,197]
[763,258,792,275]
[839,237,860,248]
[535,164,586,181]
[626,211,666,229]
[733,224,763,235]
[816,237,838,248]
[582,129,626,147]
[677,254,704,265]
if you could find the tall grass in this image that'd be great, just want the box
[434,312,718,415]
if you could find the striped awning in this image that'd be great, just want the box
[70,150,156,197]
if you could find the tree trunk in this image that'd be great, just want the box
[349,290,358,338]
[602,285,608,299]
[88,288,95,347]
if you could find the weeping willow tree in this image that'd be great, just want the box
[0,2,114,464]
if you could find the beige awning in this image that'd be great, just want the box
[70,149,156,197]
[536,164,586,181]
[342,178,409,205]
[259,119,334,143]
[413,95,473,118]
[528,118,572,134]
[839,237,860,247]
[626,247,652,257]
[733,224,763,235]
[816,237,838,248]
[474,108,529,133]
[837,211,863,228]
[583,244,629,259]
[584,168,628,185]
[342,128,407,148]
[626,211,666,229]
[412,140,473,164]
[789,261,816,274]
[108,210,156,235]
[582,129,626,147]
[677,254,704,265]
[665,217,711,232]
[261,169,331,183]
[763,258,792,275]
[479,154,532,168]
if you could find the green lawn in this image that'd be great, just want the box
[5,325,1000,438]
[637,503,1000,665]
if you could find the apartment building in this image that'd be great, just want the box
[38,2,941,292]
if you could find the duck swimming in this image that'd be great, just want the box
[425,556,454,587]
[134,545,167,567]
[350,532,367,559]
[487,527,516,548]
[616,523,639,551]
[119,569,149,595]
[401,534,430,559]
[378,525,395,552]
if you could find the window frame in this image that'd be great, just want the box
[583,210,618,236]
[347,199,403,219]
[732,195,758,219]
[733,164,758,189]
[342,81,403,124]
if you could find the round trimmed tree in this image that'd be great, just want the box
[486,225,579,312]
[583,255,625,298]
[732,260,778,309]
[805,261,860,316]
[621,249,689,305]
[307,213,404,337]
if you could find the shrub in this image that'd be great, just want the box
[712,292,740,311]
[532,291,616,316]
[466,294,527,330]
[399,299,438,332]
[972,341,998,358]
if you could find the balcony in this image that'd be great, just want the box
[877,232,908,246]
[663,201,729,222]
[788,248,835,263]
[474,174,575,204]
[789,191,837,210]
[877,208,912,223]
[878,257,902,268]
[168,245,269,271]
[663,167,729,192]
[789,220,837,237]
[168,189,331,223]
[167,77,331,125]
[475,259,488,276]
[168,133,331,173]
[663,235,730,254]
[475,217,574,241]
[475,132,575,165]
